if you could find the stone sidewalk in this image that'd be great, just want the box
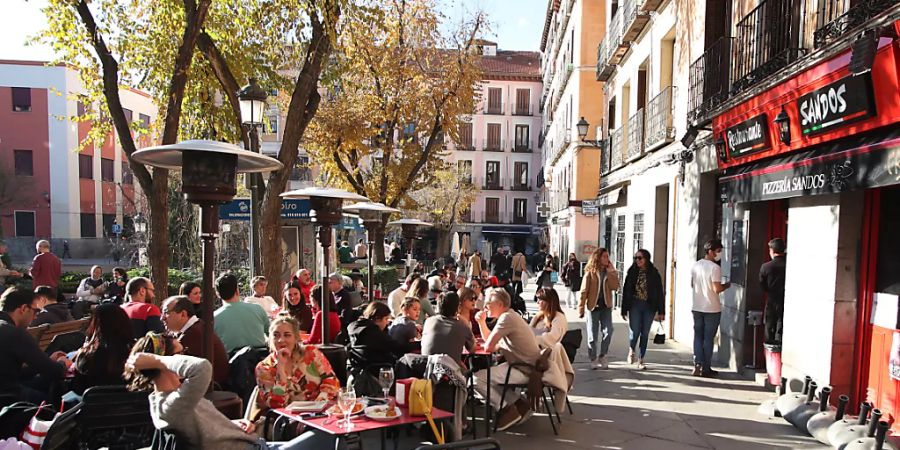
[489,283,827,450]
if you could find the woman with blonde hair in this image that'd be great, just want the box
[578,248,619,370]
[530,287,567,349]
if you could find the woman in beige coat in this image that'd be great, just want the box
[578,248,619,369]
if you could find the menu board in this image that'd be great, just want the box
[729,220,746,286]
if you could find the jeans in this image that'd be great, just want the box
[511,280,523,297]
[264,429,344,449]
[474,363,529,411]
[628,301,654,358]
[765,298,784,344]
[692,311,721,371]
[586,307,613,361]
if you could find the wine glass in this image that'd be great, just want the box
[337,387,356,430]
[379,367,394,401]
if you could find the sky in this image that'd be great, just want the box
[2,0,548,62]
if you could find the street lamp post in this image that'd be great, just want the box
[281,187,369,345]
[576,116,604,147]
[238,78,269,277]
[343,202,401,301]
[387,219,433,276]
[132,140,282,364]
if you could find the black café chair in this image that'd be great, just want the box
[43,385,155,450]
[493,361,558,435]
[415,437,501,450]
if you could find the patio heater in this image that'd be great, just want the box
[387,218,433,276]
[131,140,283,363]
[280,187,369,344]
[343,202,401,301]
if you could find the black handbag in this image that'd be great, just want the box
[653,320,666,344]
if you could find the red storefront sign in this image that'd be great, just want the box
[713,32,900,169]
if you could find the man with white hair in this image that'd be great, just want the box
[473,288,541,430]
[29,240,61,290]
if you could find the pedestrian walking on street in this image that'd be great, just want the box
[759,238,786,345]
[62,240,71,259]
[536,255,556,289]
[30,240,62,290]
[468,250,482,278]
[622,249,665,370]
[690,239,731,377]
[560,253,582,309]
[578,248,619,370]
[510,248,528,297]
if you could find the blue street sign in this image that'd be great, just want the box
[111,224,122,235]
[219,198,311,221]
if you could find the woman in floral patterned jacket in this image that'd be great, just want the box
[255,316,341,410]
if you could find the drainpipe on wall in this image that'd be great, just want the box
[668,174,679,338]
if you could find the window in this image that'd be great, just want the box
[12,87,31,112]
[458,123,473,150]
[485,198,500,223]
[101,158,115,182]
[80,213,97,238]
[485,161,500,188]
[290,156,312,182]
[79,154,93,179]
[402,123,416,139]
[513,199,528,224]
[486,123,502,151]
[514,125,530,151]
[123,108,133,124]
[122,161,133,185]
[266,113,279,134]
[615,215,626,288]
[139,113,151,129]
[513,162,528,189]
[515,89,530,115]
[633,213,644,252]
[14,150,33,176]
[102,214,116,237]
[457,160,472,184]
[14,211,35,237]
[77,100,86,117]
[487,87,503,114]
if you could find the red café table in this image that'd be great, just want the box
[274,404,453,450]
[463,340,495,437]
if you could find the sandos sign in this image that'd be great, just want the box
[725,114,769,158]
[797,73,876,136]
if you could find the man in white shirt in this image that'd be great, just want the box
[690,239,731,378]
[389,273,420,316]
[243,276,279,316]
[354,239,368,260]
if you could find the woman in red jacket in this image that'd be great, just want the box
[304,286,341,345]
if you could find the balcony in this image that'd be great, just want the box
[460,210,472,222]
[731,0,806,94]
[609,125,625,171]
[814,0,895,49]
[511,213,530,225]
[484,102,505,115]
[512,103,533,116]
[549,188,571,213]
[454,140,475,151]
[480,139,505,152]
[621,0,652,43]
[512,141,533,153]
[482,211,504,224]
[508,177,532,191]
[596,0,651,82]
[600,139,611,175]
[640,0,665,12]
[644,86,676,151]
[480,176,503,191]
[687,37,732,126]
[627,109,644,160]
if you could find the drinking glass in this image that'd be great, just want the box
[379,367,394,400]
[337,387,356,430]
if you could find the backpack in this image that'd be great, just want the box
[0,402,57,440]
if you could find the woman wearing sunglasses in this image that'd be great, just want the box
[622,249,665,370]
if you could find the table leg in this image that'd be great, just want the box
[486,361,491,436]
[381,427,386,450]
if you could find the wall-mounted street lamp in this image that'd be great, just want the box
[343,202,401,301]
[714,134,728,162]
[773,106,791,146]
[132,140,282,364]
[576,117,603,147]
[238,78,269,277]
[281,187,369,345]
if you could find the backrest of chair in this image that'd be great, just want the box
[414,437,501,450]
[27,324,49,342]
[44,331,86,355]
[77,385,155,449]
[348,291,364,308]
[38,318,90,351]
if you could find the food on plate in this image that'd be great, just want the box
[326,402,364,417]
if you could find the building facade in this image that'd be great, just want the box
[686,0,900,422]
[0,60,155,260]
[539,0,605,263]
[447,41,544,255]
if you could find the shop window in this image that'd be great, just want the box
[877,188,900,296]
[633,213,644,252]
[14,211,35,237]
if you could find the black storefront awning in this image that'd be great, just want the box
[720,126,900,203]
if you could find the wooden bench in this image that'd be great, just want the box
[28,318,90,351]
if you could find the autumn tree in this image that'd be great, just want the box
[408,167,478,255]
[305,0,486,263]
[39,0,339,296]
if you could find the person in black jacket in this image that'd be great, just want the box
[30,286,74,326]
[0,287,70,404]
[69,303,134,395]
[759,238,787,344]
[347,302,418,396]
[560,253,582,309]
[489,247,509,277]
[622,249,665,370]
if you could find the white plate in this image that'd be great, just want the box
[364,405,401,422]
[287,400,327,413]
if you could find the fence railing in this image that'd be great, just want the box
[513,103,533,116]
[600,138,611,175]
[484,102,505,115]
[814,0,895,48]
[480,139,505,152]
[645,86,675,150]
[627,109,644,160]
[609,126,625,170]
[687,37,732,126]
[507,177,532,191]
[731,0,805,93]
[512,141,533,153]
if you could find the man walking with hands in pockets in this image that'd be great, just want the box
[691,239,731,378]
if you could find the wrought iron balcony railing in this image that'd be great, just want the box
[508,177,533,191]
[480,139,505,152]
[609,126,625,170]
[687,37,732,126]
[645,86,676,151]
[512,142,533,153]
[814,0,895,49]
[731,0,806,94]
[484,102,505,115]
[512,103,533,116]
[600,138,611,175]
[627,109,644,160]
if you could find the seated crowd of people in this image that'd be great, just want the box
[0,256,570,447]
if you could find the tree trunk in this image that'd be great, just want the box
[436,228,453,258]
[148,169,169,303]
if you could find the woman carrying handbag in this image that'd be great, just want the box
[560,253,582,309]
[621,249,665,370]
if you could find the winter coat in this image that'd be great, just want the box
[622,267,665,316]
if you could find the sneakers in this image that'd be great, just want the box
[628,349,636,364]
[701,369,719,378]
[692,364,702,377]
[515,399,533,425]
[591,355,608,370]
[495,404,522,431]
[637,359,646,370]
